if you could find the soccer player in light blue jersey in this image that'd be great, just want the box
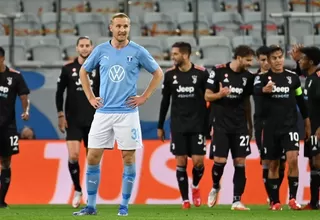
[73,13,163,216]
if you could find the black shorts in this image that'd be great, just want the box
[263,128,299,160]
[259,129,286,162]
[170,132,206,157]
[304,135,320,158]
[66,124,90,147]
[209,129,251,159]
[0,127,19,157]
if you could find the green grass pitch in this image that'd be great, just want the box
[0,205,319,220]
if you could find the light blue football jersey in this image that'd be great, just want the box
[83,41,159,113]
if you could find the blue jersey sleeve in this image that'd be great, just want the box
[138,47,159,74]
[83,46,101,72]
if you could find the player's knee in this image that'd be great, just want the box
[191,155,204,167]
[287,157,298,169]
[69,152,80,162]
[268,160,279,173]
[1,157,11,169]
[87,149,103,165]
[312,154,320,169]
[233,157,245,166]
[122,151,135,166]
[176,156,188,167]
[214,156,227,164]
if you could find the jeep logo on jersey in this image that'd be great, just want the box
[176,85,194,93]
[109,65,125,82]
[229,86,243,94]
[272,86,290,93]
[75,78,93,86]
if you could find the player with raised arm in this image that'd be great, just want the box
[293,46,320,210]
[157,42,209,209]
[254,45,311,211]
[72,13,163,216]
[205,45,255,211]
[254,46,286,207]
[55,36,99,208]
[0,46,30,208]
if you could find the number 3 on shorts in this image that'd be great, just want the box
[131,128,140,140]
[197,134,206,145]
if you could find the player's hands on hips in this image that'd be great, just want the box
[58,116,68,133]
[21,112,29,121]
[157,129,165,142]
[315,126,320,140]
[304,118,311,140]
[218,83,230,98]
[89,97,103,109]
[126,95,147,108]
[262,81,274,93]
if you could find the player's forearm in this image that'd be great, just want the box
[245,97,253,130]
[205,91,221,102]
[296,94,309,119]
[141,68,163,100]
[20,95,30,113]
[158,97,170,129]
[55,90,64,112]
[80,67,95,100]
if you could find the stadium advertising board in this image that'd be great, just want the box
[7,140,311,205]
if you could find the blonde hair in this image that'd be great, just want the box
[110,13,131,24]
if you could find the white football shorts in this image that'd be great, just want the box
[88,111,143,150]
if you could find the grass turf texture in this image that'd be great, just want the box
[0,205,319,220]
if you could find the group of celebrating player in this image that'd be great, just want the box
[158,42,320,211]
[0,12,319,216]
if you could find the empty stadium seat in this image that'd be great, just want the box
[232,36,263,51]
[0,0,19,14]
[14,13,42,36]
[143,12,176,36]
[211,12,243,38]
[266,35,298,46]
[156,0,189,14]
[303,35,320,47]
[199,36,232,63]
[242,12,278,38]
[89,0,120,14]
[289,18,315,43]
[177,12,210,36]
[21,0,53,14]
[73,13,106,37]
[41,12,75,35]
[165,36,200,61]
[131,36,164,60]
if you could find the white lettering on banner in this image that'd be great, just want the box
[81,148,144,204]
[44,142,310,205]
[147,143,190,204]
[44,143,74,204]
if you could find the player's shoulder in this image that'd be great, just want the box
[316,70,320,78]
[63,59,76,67]
[129,41,147,53]
[165,66,176,74]
[284,69,297,75]
[8,67,20,74]
[193,64,207,72]
[213,63,227,71]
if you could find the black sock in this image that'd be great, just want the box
[233,165,246,203]
[263,168,271,202]
[0,168,11,204]
[288,176,299,200]
[176,166,189,201]
[212,162,226,190]
[279,168,285,187]
[192,165,204,187]
[268,178,280,204]
[68,160,82,192]
[310,168,320,206]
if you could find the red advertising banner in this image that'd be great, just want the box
[7,140,311,205]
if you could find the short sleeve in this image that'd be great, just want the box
[16,73,30,96]
[83,46,101,72]
[206,68,219,92]
[138,47,159,73]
